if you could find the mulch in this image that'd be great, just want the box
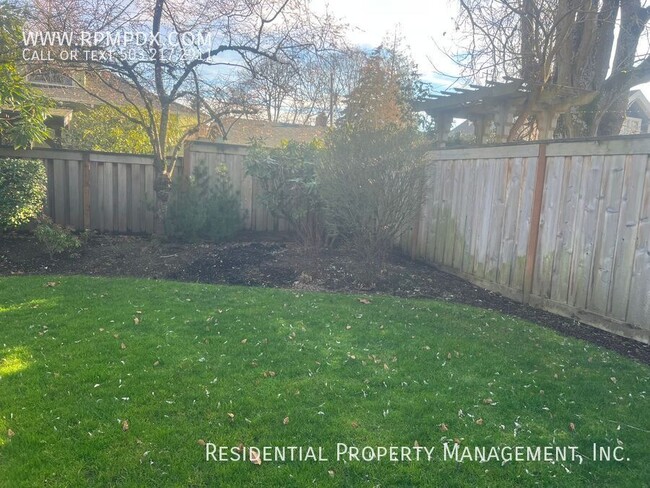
[1,232,648,365]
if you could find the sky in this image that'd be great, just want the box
[311,0,650,97]
[311,0,459,87]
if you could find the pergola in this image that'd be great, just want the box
[413,78,596,147]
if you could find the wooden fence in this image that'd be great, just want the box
[400,137,650,343]
[0,142,283,233]
[2,137,649,342]
[183,141,288,232]
[0,147,156,233]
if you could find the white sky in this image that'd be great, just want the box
[312,0,650,97]
[312,0,459,86]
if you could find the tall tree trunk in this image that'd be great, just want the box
[153,154,172,235]
[521,0,538,82]
[588,0,650,135]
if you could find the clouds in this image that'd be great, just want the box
[311,0,459,82]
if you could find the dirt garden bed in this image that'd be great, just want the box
[1,231,648,365]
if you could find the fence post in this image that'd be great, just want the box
[82,151,91,229]
[523,143,548,303]
[183,141,192,178]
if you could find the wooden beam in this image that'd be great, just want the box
[523,143,548,303]
[417,80,525,113]
[82,152,91,229]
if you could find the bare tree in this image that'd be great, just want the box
[23,0,341,230]
[449,0,650,138]
[235,47,367,126]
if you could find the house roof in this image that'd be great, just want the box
[28,69,194,116]
[208,117,325,146]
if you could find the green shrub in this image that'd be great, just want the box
[34,216,81,257]
[0,158,47,230]
[246,140,327,248]
[165,163,244,242]
[319,126,428,276]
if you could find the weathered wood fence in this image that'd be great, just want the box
[399,137,650,343]
[2,136,649,342]
[0,142,283,233]
[183,141,288,232]
[0,147,156,233]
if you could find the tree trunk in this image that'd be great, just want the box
[597,93,629,136]
[153,156,171,234]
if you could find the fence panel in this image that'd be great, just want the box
[403,137,650,343]
[3,135,649,342]
[0,147,155,233]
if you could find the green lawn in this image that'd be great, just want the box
[0,276,648,487]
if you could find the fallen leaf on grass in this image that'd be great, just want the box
[241,338,248,344]
[414,440,419,447]
[153,360,160,367]
[44,281,59,287]
[447,352,452,360]
[120,342,127,350]
[7,429,15,438]
[121,420,129,431]
[113,333,119,339]
[569,422,576,432]
[250,449,262,465]
[283,417,290,425]
[263,371,276,378]
[476,418,484,426]
[440,423,449,432]
[328,470,335,477]
[133,317,140,325]
[197,439,206,446]
[358,298,371,305]
[227,413,235,421]
[351,421,359,429]
[483,398,493,405]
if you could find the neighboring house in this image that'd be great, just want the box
[23,69,193,145]
[22,69,322,148]
[620,90,650,135]
[206,117,326,147]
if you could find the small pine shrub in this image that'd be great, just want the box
[165,163,244,242]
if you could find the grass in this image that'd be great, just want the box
[0,275,648,487]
